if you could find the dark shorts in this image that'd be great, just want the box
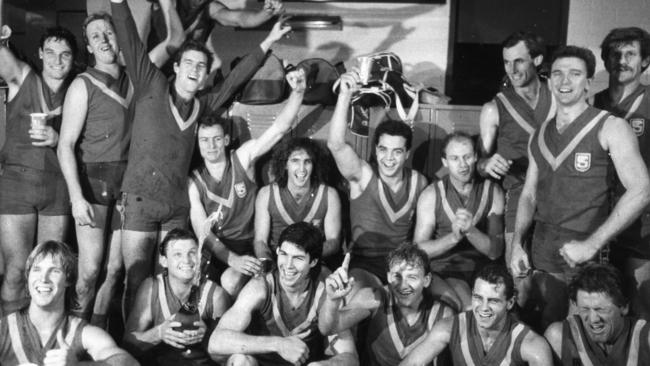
[201,237,254,283]
[613,212,650,260]
[349,255,388,284]
[430,250,490,284]
[504,184,523,233]
[121,192,189,232]
[531,222,589,275]
[0,165,70,215]
[79,161,126,206]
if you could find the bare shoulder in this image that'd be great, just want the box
[520,327,553,364]
[480,100,500,126]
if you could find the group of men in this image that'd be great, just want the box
[1,0,650,363]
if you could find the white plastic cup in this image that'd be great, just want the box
[29,112,48,130]
[358,56,372,85]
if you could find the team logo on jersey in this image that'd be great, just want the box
[234,182,247,198]
[630,118,645,136]
[574,153,591,172]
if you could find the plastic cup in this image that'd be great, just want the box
[358,56,372,85]
[29,112,48,129]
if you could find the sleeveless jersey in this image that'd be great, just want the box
[365,287,448,366]
[350,169,427,258]
[76,67,133,163]
[561,315,650,366]
[450,311,529,366]
[150,273,220,325]
[268,183,329,248]
[430,176,497,275]
[1,69,66,172]
[250,270,327,365]
[0,309,87,365]
[191,154,257,246]
[494,80,556,189]
[529,106,612,233]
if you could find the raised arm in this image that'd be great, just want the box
[148,0,185,68]
[327,71,372,191]
[208,0,283,28]
[0,0,29,97]
[236,68,306,170]
[414,185,463,258]
[58,78,95,227]
[477,100,511,179]
[398,317,453,366]
[560,116,650,266]
[322,187,342,258]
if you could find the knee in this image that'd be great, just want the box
[221,270,248,297]
[105,261,125,281]
[226,354,257,366]
[4,263,26,285]
[78,267,101,287]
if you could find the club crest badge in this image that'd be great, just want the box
[630,118,645,136]
[574,153,591,172]
[234,182,247,198]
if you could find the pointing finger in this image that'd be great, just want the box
[342,252,351,271]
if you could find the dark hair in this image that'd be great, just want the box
[39,26,78,58]
[473,264,515,300]
[441,131,476,158]
[569,263,628,307]
[174,39,213,73]
[551,45,597,78]
[277,222,324,270]
[159,228,198,257]
[502,31,546,59]
[25,240,78,309]
[198,115,231,136]
[373,120,412,151]
[386,242,431,275]
[600,27,650,72]
[81,13,115,66]
[271,138,321,188]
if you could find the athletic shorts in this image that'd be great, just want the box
[349,255,388,284]
[201,237,254,283]
[504,184,523,233]
[430,250,490,284]
[0,165,70,215]
[531,222,590,275]
[121,192,188,232]
[613,212,650,260]
[79,161,126,206]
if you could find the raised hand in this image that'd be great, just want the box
[227,253,263,277]
[482,153,512,179]
[337,71,361,97]
[325,252,354,301]
[43,329,76,366]
[30,125,59,147]
[286,68,307,94]
[261,15,291,51]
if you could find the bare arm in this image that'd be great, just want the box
[311,330,358,366]
[519,331,554,366]
[319,283,376,335]
[463,184,505,260]
[188,179,210,244]
[399,317,453,366]
[80,325,139,366]
[208,0,282,28]
[148,0,185,68]
[236,69,306,169]
[122,278,158,353]
[477,100,511,179]
[322,187,342,258]
[0,0,28,98]
[327,72,373,195]
[414,185,463,258]
[253,186,273,259]
[543,322,564,362]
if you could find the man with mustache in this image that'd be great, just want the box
[594,27,650,319]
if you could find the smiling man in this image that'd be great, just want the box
[594,27,650,319]
[400,264,552,366]
[254,137,341,264]
[208,222,358,366]
[319,243,455,366]
[510,46,650,330]
[109,0,289,315]
[0,240,139,365]
[545,263,650,365]
[414,132,504,306]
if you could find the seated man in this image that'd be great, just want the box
[319,243,455,366]
[400,264,552,366]
[545,263,650,365]
[208,222,358,366]
[124,229,229,366]
[188,69,307,297]
[414,132,505,306]
[254,137,341,262]
[0,240,138,365]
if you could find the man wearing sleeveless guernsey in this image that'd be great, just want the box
[124,229,228,366]
[400,264,552,366]
[208,222,358,366]
[320,243,455,366]
[545,263,650,366]
[255,137,341,265]
[188,72,306,298]
[510,46,650,330]
[414,132,504,307]
[0,240,138,365]
[110,0,290,315]
[0,0,78,314]
[594,27,650,319]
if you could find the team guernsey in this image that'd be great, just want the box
[112,1,265,209]
[560,315,650,366]
[1,69,65,172]
[365,287,449,366]
[191,154,257,251]
[267,183,329,248]
[449,311,530,366]
[76,66,133,164]
[350,168,427,259]
[249,270,328,366]
[595,85,650,259]
[0,310,87,365]
[494,80,556,189]
[429,175,498,280]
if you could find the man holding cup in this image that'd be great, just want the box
[0,0,77,314]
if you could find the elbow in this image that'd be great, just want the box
[327,139,345,153]
[207,329,228,358]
